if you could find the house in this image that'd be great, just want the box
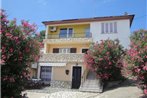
[34,14,134,91]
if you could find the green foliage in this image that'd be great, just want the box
[34,30,45,42]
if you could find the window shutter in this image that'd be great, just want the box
[114,22,117,33]
[53,48,59,53]
[70,48,77,53]
[101,23,104,33]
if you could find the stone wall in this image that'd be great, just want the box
[50,80,72,88]
[39,53,84,62]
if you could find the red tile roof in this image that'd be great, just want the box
[42,15,134,26]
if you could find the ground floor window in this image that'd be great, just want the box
[40,66,52,81]
[82,48,88,54]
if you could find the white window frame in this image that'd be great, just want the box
[59,48,70,53]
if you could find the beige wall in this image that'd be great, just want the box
[30,68,37,78]
[47,44,89,53]
[52,62,86,82]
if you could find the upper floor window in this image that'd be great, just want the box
[101,22,117,34]
[59,28,73,38]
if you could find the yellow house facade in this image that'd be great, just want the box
[39,23,92,88]
[36,14,134,90]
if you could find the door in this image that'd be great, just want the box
[40,66,52,83]
[72,66,82,89]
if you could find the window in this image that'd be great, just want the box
[101,22,117,34]
[40,66,52,81]
[105,23,109,33]
[82,49,88,54]
[53,48,77,53]
[60,28,67,38]
[59,48,70,53]
[53,48,59,53]
[85,28,91,37]
[110,23,113,33]
[114,22,117,33]
[70,48,77,53]
[101,23,104,34]
[59,28,73,38]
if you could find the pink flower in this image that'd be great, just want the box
[99,58,103,61]
[109,62,112,65]
[13,36,18,40]
[143,89,147,95]
[22,20,30,27]
[9,48,13,53]
[5,33,12,37]
[2,55,6,59]
[9,77,15,82]
[106,52,110,55]
[143,66,147,71]
[123,62,127,67]
[0,59,5,65]
[25,48,30,53]
[134,68,141,73]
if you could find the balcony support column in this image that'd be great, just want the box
[44,43,47,54]
[45,25,49,39]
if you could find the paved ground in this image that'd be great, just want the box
[22,86,143,98]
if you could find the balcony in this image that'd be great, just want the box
[39,53,84,63]
[43,33,93,44]
[48,32,92,39]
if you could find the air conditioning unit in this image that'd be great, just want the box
[49,26,57,32]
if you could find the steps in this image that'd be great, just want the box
[79,71,103,93]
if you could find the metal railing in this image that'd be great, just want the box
[48,32,92,39]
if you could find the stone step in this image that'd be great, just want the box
[79,87,103,93]
[79,71,103,93]
[79,81,103,92]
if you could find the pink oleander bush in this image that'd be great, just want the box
[84,39,125,82]
[1,10,40,98]
[124,30,147,95]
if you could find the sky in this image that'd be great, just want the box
[2,0,147,32]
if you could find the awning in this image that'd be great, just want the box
[39,63,66,67]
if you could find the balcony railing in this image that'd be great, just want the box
[39,53,84,62]
[48,32,92,39]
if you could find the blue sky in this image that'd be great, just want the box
[2,0,147,32]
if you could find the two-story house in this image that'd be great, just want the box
[36,14,134,91]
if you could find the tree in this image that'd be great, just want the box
[34,30,45,42]
[124,30,147,95]
[84,39,125,82]
[1,10,40,98]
